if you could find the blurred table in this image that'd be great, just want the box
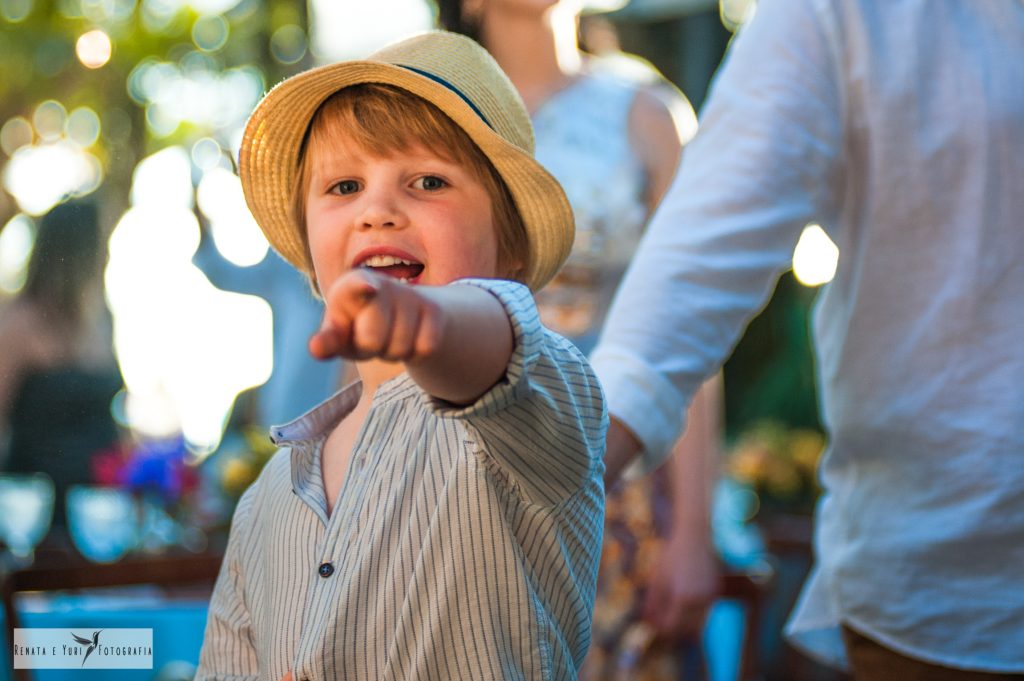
[0,549,222,681]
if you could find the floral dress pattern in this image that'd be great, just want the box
[532,56,699,681]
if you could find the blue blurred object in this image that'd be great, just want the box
[0,474,55,565]
[0,591,207,681]
[65,486,140,564]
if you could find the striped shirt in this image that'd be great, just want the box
[197,279,607,681]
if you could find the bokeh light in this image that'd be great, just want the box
[129,59,263,137]
[187,0,242,15]
[76,29,113,69]
[792,223,839,287]
[192,14,229,51]
[190,136,223,170]
[1,117,34,156]
[140,0,180,33]
[270,24,307,65]
[106,148,272,450]
[0,214,36,294]
[33,100,67,141]
[3,141,102,215]
[66,106,102,147]
[130,145,193,209]
[197,166,269,267]
[310,0,432,61]
[81,0,135,22]
[1,0,33,22]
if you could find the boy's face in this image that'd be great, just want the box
[305,136,500,292]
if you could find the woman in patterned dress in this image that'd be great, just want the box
[436,1,725,677]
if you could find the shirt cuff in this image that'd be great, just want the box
[589,345,688,475]
[422,278,540,419]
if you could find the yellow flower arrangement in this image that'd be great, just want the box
[726,421,826,517]
[216,425,278,501]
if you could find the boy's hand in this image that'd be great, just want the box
[310,269,445,362]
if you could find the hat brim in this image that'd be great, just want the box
[240,61,574,291]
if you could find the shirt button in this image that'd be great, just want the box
[318,562,335,578]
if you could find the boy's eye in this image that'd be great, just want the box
[414,176,447,191]
[331,180,361,195]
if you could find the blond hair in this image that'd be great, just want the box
[293,83,529,286]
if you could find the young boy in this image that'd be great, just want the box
[197,31,607,681]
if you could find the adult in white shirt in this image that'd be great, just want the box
[591,0,1024,677]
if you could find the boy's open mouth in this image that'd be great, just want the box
[357,254,425,284]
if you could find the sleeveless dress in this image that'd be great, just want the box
[533,58,699,680]
[532,60,649,357]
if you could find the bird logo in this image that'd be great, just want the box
[70,630,102,666]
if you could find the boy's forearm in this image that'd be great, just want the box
[406,285,514,405]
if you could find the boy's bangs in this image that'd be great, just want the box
[309,84,476,166]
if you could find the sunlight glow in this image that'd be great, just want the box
[792,223,839,287]
[310,0,432,61]
[130,145,193,210]
[76,29,113,69]
[197,167,269,267]
[129,59,262,137]
[187,0,242,15]
[105,149,273,450]
[2,141,102,215]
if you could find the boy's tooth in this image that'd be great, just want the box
[362,254,415,267]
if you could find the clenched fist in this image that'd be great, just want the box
[309,269,446,363]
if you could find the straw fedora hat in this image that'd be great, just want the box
[239,30,574,291]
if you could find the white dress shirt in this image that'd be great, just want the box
[590,0,1024,671]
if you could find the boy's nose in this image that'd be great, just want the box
[357,192,407,230]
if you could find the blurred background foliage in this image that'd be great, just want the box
[0,0,309,229]
[0,0,824,459]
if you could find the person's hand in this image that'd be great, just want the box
[280,672,292,681]
[641,530,721,642]
[604,417,642,487]
[310,269,444,362]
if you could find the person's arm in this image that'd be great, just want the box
[592,0,843,473]
[310,269,513,406]
[625,56,724,641]
[643,374,723,640]
[599,71,699,486]
[192,228,281,299]
[603,416,642,486]
[627,84,697,214]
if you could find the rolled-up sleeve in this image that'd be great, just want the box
[591,0,843,470]
[425,278,607,504]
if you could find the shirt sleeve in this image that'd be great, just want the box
[424,278,608,505]
[196,486,260,681]
[590,0,844,471]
